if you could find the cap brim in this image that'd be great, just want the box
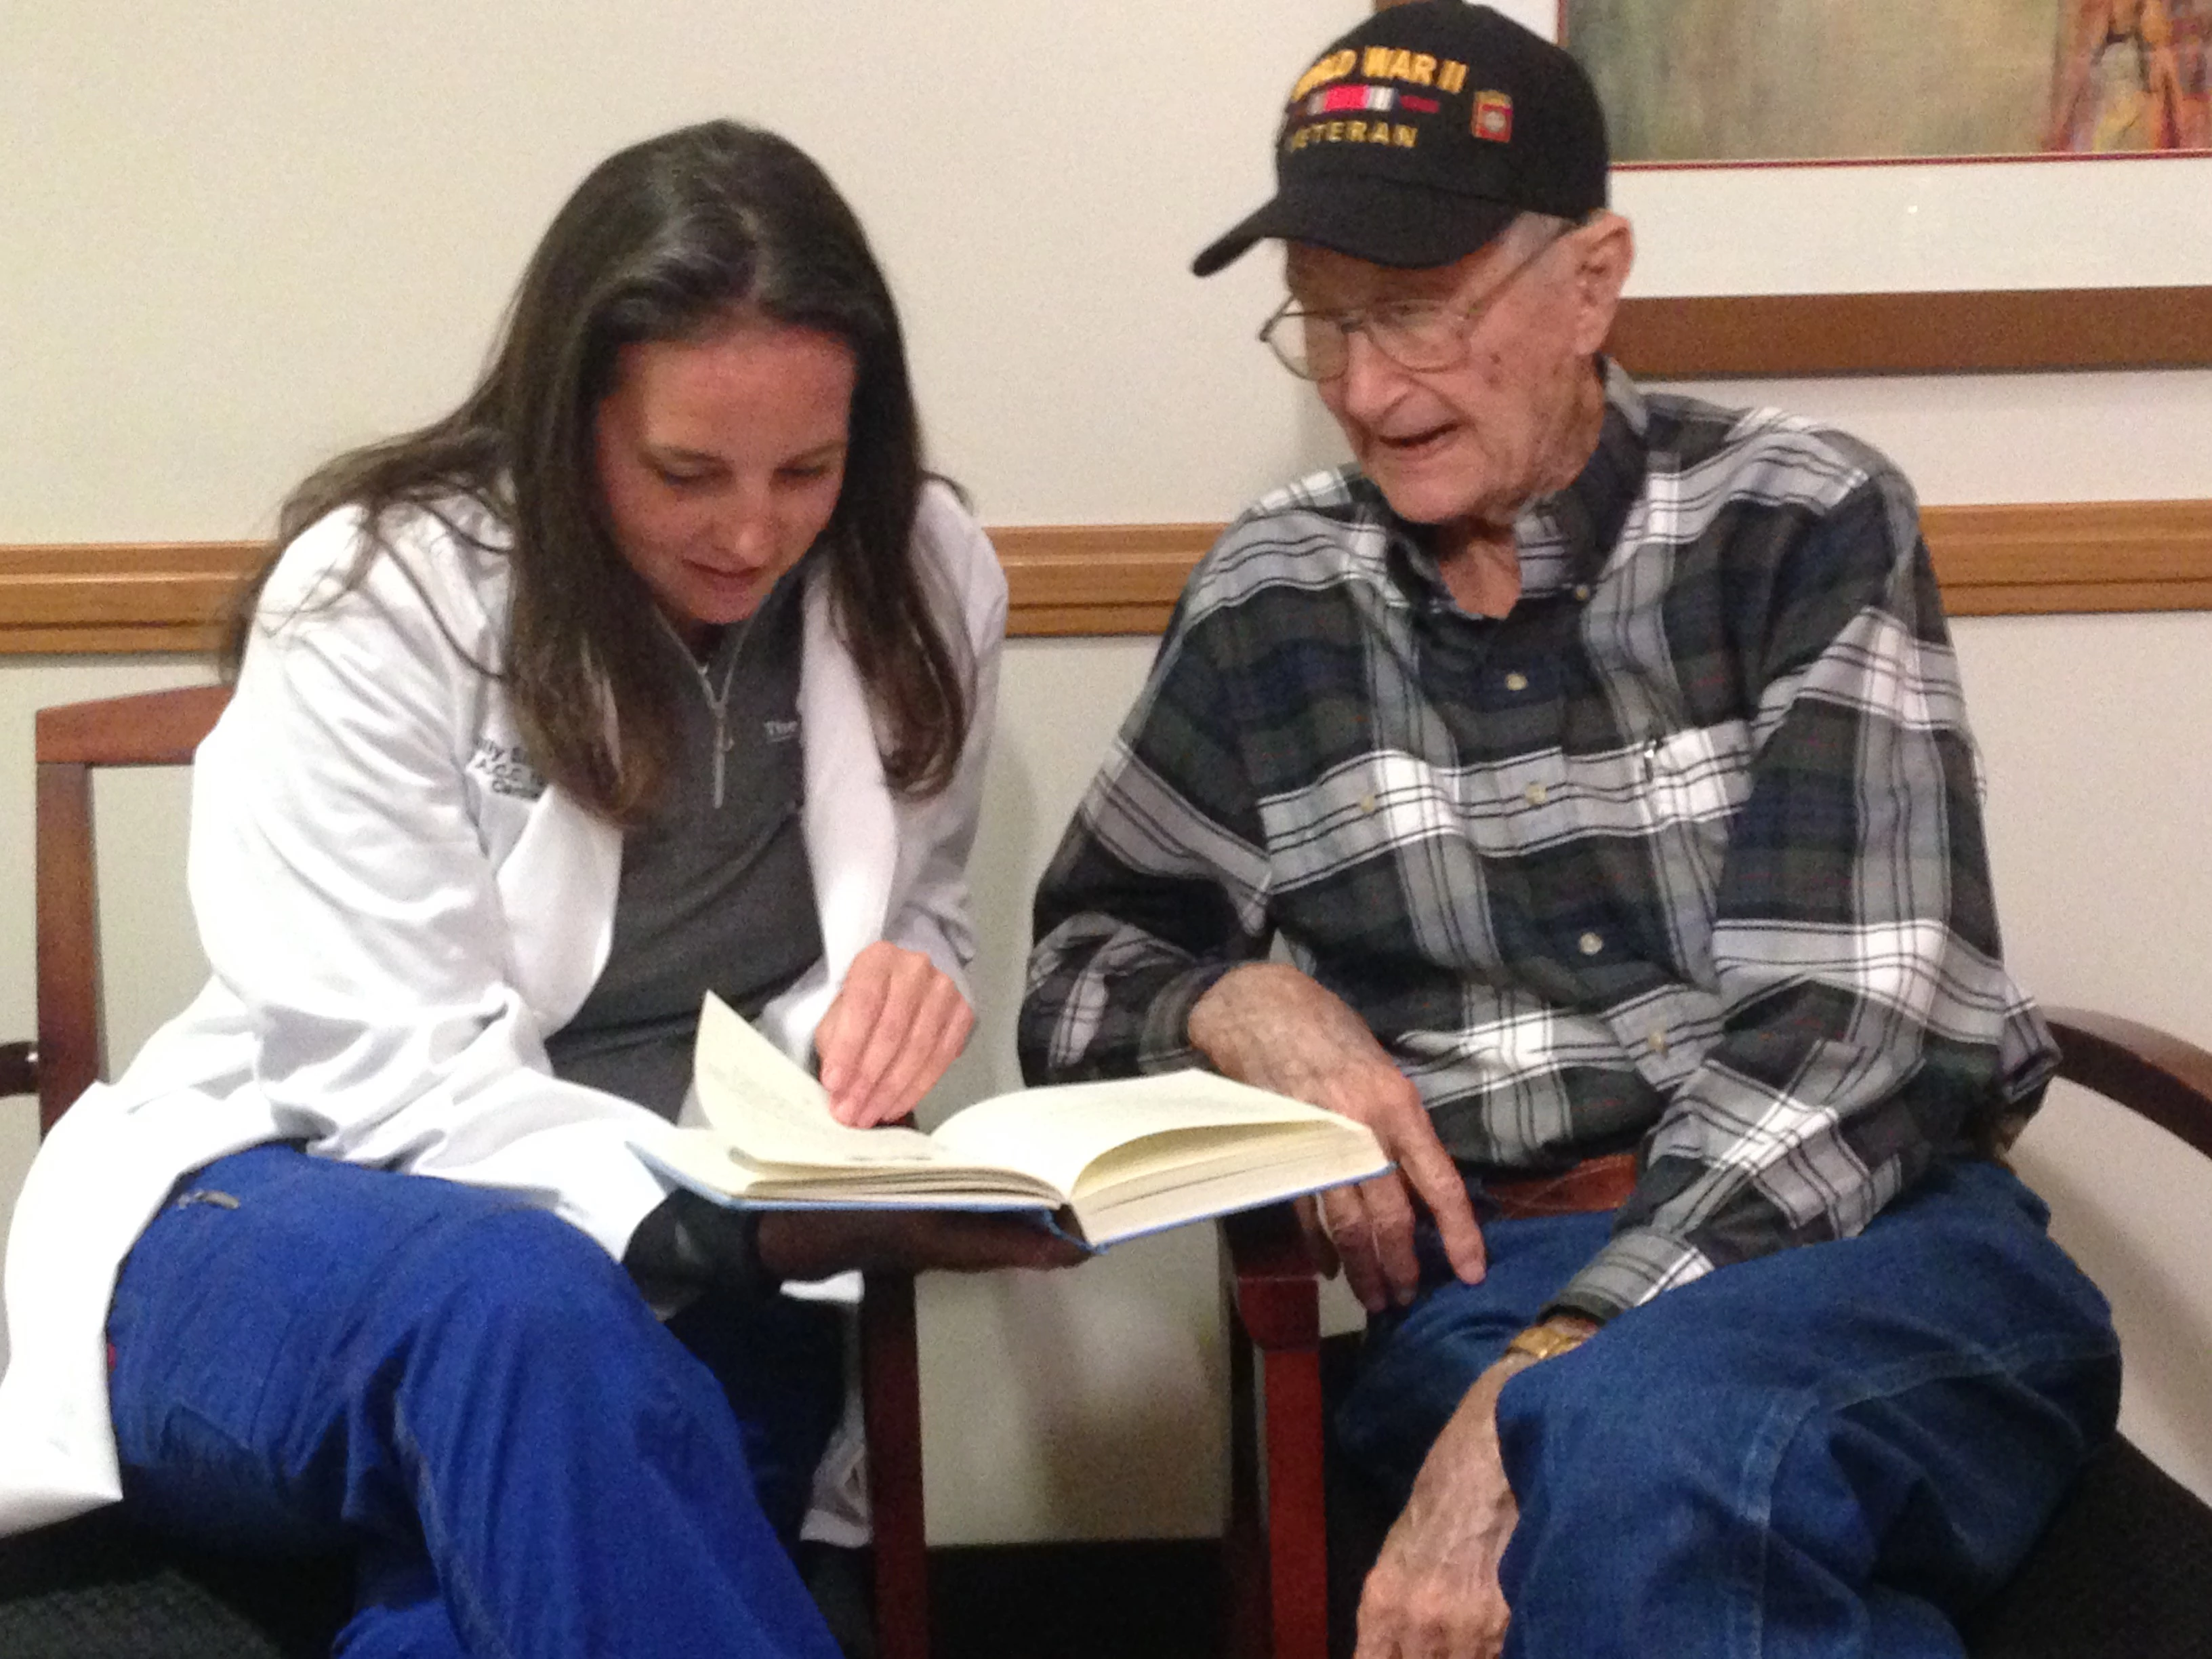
[1191,176,1521,276]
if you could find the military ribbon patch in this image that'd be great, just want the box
[1309,83,1397,117]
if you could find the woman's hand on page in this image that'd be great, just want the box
[1187,962,1486,1310]
[815,941,974,1127]
[756,1210,1088,1279]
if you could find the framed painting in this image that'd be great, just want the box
[1562,0,2212,165]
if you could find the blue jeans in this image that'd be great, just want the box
[106,1144,844,1659]
[1334,1158,2121,1658]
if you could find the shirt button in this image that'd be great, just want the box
[1504,671,1530,692]
[1572,584,1593,602]
[1578,930,1605,957]
[1646,1028,1668,1054]
[1524,782,1549,806]
[1360,793,1378,814]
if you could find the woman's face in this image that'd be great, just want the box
[594,312,857,648]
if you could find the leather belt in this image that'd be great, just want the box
[1478,1151,1638,1219]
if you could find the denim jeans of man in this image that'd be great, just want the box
[1334,1158,2121,1658]
[105,1143,844,1659]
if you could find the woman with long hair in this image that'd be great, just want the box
[0,119,1074,1657]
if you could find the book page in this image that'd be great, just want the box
[636,1124,1063,1208]
[931,1069,1377,1196]
[1065,1134,1382,1247]
[1068,1121,1355,1203]
[693,992,939,1168]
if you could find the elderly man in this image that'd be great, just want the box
[1021,5,2119,1656]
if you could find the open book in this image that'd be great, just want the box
[635,994,1391,1249]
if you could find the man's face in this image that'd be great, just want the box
[1286,226,1602,535]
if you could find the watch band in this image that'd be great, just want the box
[1504,1317,1595,1364]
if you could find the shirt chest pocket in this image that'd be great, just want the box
[1636,721,1753,888]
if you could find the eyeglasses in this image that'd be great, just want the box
[1258,226,1573,382]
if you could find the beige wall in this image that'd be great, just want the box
[3,0,2208,1542]
[5,0,1357,540]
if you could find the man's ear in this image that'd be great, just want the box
[1565,211,1635,356]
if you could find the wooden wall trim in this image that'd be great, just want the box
[1608,289,2212,380]
[992,524,1217,637]
[1,501,2207,653]
[1923,499,2212,617]
[0,543,249,655]
[997,503,2212,632]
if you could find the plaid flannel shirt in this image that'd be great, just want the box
[1021,363,2057,1323]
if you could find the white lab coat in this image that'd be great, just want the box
[0,480,1004,1534]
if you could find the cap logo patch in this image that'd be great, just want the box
[1473,89,1514,142]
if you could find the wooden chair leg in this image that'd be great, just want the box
[35,760,99,1132]
[1222,1206,1330,1659]
[1226,1303,1332,1659]
[1260,1343,1328,1659]
[862,1269,928,1659]
[1226,1299,1269,1659]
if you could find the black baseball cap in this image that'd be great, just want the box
[1193,2,1609,276]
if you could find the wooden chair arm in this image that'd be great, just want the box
[34,684,230,768]
[0,1042,34,1099]
[1222,1202,1322,1353]
[2045,1007,2212,1164]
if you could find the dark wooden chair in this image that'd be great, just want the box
[1223,1010,2212,1659]
[0,684,933,1659]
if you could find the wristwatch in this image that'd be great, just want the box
[1504,1315,1597,1364]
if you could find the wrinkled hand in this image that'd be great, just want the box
[1355,1353,1532,1659]
[815,941,975,1126]
[1187,963,1485,1309]
[756,1208,1088,1281]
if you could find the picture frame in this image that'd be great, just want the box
[1559,1,2212,169]
[1369,0,2212,376]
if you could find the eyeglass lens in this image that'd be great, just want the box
[1271,306,1458,380]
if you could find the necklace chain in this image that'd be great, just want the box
[659,611,756,809]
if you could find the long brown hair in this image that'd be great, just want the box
[224,120,967,823]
